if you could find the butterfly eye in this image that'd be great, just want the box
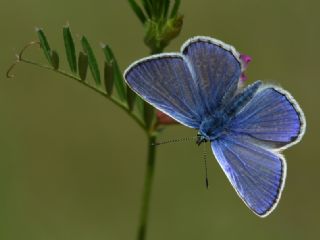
[196,134,207,146]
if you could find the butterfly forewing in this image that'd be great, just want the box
[125,54,202,128]
[125,37,245,129]
[181,37,243,113]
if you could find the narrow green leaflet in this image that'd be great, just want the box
[63,25,77,73]
[134,95,157,129]
[104,61,114,95]
[141,0,152,17]
[162,0,170,18]
[127,0,146,24]
[36,28,52,65]
[102,44,127,101]
[143,102,155,130]
[152,0,160,19]
[78,51,88,81]
[81,36,101,86]
[101,44,113,63]
[135,96,145,121]
[170,0,181,18]
[51,50,59,70]
[126,87,137,111]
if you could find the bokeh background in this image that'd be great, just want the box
[0,0,319,239]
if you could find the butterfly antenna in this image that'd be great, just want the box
[152,136,197,146]
[203,143,209,189]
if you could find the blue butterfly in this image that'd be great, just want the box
[124,36,306,217]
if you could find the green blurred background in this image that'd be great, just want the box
[0,0,319,239]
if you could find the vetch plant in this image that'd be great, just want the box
[6,0,306,239]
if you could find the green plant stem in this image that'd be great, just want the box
[137,134,157,240]
[136,40,167,240]
[18,58,146,131]
[150,46,164,55]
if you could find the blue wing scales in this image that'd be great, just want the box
[181,37,243,112]
[211,133,286,217]
[229,86,305,149]
[124,54,202,128]
[125,37,245,128]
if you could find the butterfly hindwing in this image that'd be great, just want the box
[229,86,305,149]
[212,85,305,216]
[124,54,202,128]
[211,133,286,217]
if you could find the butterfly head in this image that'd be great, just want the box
[196,132,208,146]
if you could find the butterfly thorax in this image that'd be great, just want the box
[196,81,263,145]
[197,109,230,144]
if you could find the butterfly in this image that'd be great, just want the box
[124,36,306,217]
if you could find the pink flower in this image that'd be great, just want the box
[240,54,252,82]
